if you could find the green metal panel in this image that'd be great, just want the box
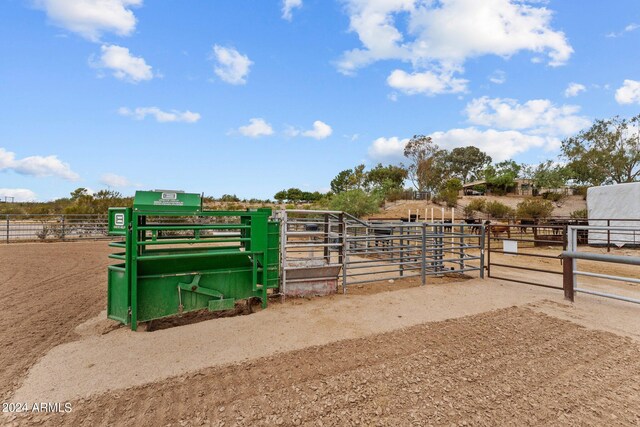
[108,207,130,236]
[107,264,129,323]
[208,299,236,311]
[133,190,202,214]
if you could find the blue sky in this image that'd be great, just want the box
[1,0,639,201]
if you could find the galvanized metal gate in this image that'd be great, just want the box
[486,223,567,290]
[279,210,486,296]
[342,222,485,288]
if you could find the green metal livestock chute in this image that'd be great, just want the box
[107,190,280,330]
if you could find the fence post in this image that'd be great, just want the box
[479,225,485,279]
[607,219,611,253]
[399,227,404,277]
[486,224,491,278]
[421,223,427,285]
[5,214,9,244]
[342,239,348,294]
[562,254,575,302]
[280,210,287,302]
[61,215,65,240]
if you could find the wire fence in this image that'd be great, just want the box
[1,214,109,242]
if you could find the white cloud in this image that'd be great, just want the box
[0,148,79,180]
[338,0,572,94]
[302,121,333,140]
[211,45,253,85]
[100,173,131,187]
[387,68,468,95]
[367,129,555,164]
[282,0,303,21]
[118,107,201,123]
[606,23,639,38]
[94,44,153,82]
[564,82,586,97]
[0,188,37,202]
[489,69,506,84]
[237,118,274,137]
[615,79,640,105]
[625,23,640,32]
[368,136,410,163]
[464,97,590,136]
[34,0,142,41]
[428,127,554,161]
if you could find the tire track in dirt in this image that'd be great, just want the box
[0,242,112,401]
[18,307,640,427]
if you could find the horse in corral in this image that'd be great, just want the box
[464,218,482,234]
[519,219,536,233]
[485,220,511,238]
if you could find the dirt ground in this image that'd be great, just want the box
[2,241,640,426]
[0,241,111,402]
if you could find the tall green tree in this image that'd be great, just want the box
[403,135,444,192]
[561,114,640,185]
[445,146,492,183]
[330,164,366,194]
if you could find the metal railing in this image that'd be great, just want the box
[2,214,109,242]
[562,225,640,304]
[343,222,484,288]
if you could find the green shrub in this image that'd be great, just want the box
[329,189,381,218]
[570,208,588,219]
[541,191,564,202]
[485,201,514,219]
[516,198,554,219]
[463,198,486,217]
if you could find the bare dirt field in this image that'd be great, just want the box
[2,241,640,426]
[0,242,111,402]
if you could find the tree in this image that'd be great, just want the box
[436,178,462,207]
[484,160,521,194]
[94,189,122,199]
[403,135,444,192]
[274,190,287,203]
[445,146,492,183]
[70,188,89,201]
[364,163,407,190]
[531,161,569,190]
[284,188,303,203]
[561,114,640,185]
[328,189,381,218]
[330,164,366,194]
[420,150,450,195]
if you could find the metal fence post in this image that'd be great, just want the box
[486,224,491,278]
[479,225,485,279]
[421,223,426,285]
[607,219,611,252]
[342,239,348,294]
[280,210,287,302]
[562,254,575,302]
[61,215,65,240]
[5,214,9,244]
